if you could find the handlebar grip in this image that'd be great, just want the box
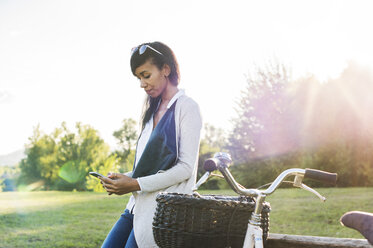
[304,168,338,185]
[203,158,219,172]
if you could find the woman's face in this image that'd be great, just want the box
[134,59,170,98]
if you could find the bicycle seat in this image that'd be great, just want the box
[340,211,373,245]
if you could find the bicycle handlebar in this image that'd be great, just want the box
[201,153,338,229]
[304,168,338,185]
[203,153,338,198]
[203,158,219,172]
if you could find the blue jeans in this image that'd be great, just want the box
[102,209,138,248]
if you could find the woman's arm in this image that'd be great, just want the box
[100,173,140,195]
[137,99,202,192]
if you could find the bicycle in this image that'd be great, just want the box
[153,152,338,248]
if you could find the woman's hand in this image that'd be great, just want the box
[100,173,140,195]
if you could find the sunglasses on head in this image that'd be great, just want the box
[131,44,163,56]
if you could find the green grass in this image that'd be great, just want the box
[266,187,373,237]
[0,192,129,248]
[1,188,372,247]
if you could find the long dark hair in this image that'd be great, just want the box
[130,41,180,129]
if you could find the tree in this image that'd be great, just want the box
[18,122,119,191]
[225,61,305,188]
[197,123,227,189]
[227,61,298,163]
[55,122,118,191]
[86,154,120,192]
[227,61,373,187]
[18,125,57,188]
[112,118,138,173]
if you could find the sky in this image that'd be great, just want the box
[1,0,373,156]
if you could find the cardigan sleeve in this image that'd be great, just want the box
[136,98,202,192]
[124,171,133,177]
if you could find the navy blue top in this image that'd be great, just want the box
[132,100,177,178]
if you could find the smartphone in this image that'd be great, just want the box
[89,171,105,178]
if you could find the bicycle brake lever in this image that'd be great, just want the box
[300,183,326,202]
[193,172,211,191]
[292,174,326,202]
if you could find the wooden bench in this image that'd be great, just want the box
[266,233,372,248]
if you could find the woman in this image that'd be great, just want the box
[100,41,202,248]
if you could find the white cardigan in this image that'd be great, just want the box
[128,93,202,247]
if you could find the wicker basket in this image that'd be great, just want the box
[153,192,271,248]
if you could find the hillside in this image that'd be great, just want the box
[0,149,25,166]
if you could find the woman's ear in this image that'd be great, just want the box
[162,64,171,77]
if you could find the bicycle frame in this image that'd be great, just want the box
[197,152,337,248]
